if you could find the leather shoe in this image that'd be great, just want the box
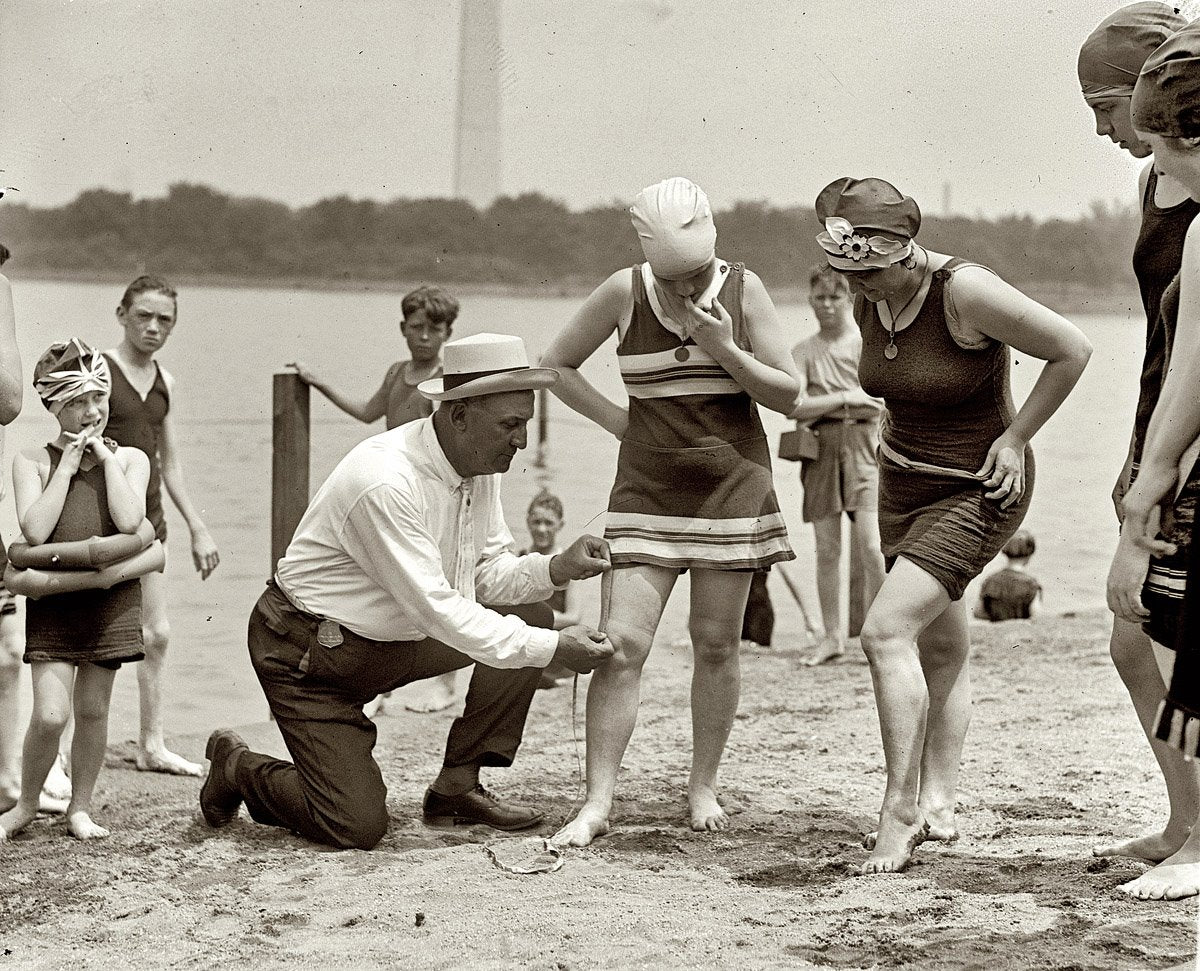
[200,730,248,828]
[422,784,545,831]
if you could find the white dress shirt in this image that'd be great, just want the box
[275,417,560,669]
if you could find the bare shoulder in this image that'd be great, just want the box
[16,445,50,465]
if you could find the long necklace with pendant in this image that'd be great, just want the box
[675,342,691,362]
[881,249,927,360]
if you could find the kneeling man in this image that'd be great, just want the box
[201,334,613,849]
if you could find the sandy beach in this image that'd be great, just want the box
[2,602,1197,970]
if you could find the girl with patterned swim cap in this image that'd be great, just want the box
[540,177,799,847]
[1078,2,1200,876]
[0,340,155,843]
[1109,19,1200,902]
[812,176,1092,875]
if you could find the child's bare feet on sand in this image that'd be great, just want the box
[803,636,844,667]
[66,810,109,840]
[689,786,729,832]
[1094,829,1187,864]
[137,747,203,777]
[552,804,611,847]
[0,802,39,841]
[404,674,458,713]
[861,813,929,874]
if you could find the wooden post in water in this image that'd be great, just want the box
[534,387,549,469]
[271,371,310,575]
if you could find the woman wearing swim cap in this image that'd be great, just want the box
[812,177,1092,874]
[540,177,799,847]
[1110,20,1200,902]
[1079,2,1200,874]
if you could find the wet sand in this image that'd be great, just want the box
[2,607,1196,970]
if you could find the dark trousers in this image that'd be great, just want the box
[235,582,548,850]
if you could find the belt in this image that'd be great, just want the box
[877,439,986,482]
[814,416,877,427]
[269,576,347,648]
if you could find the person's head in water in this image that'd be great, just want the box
[526,489,565,554]
[116,275,178,356]
[1002,530,1036,565]
[1078,2,1186,159]
[807,263,853,334]
[400,286,459,366]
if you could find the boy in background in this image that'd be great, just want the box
[975,530,1042,622]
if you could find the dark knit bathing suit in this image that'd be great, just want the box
[104,353,169,542]
[856,259,1033,602]
[23,444,145,668]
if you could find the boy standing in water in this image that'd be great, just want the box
[105,275,219,777]
[290,285,460,713]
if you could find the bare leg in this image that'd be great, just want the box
[0,662,73,841]
[687,569,753,832]
[552,565,676,848]
[859,558,951,874]
[403,671,459,713]
[1095,621,1200,862]
[848,508,887,617]
[135,564,202,776]
[805,517,845,665]
[65,663,117,839]
[0,612,23,810]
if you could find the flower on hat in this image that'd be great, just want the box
[816,217,912,271]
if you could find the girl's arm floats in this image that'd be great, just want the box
[954,267,1093,508]
[684,270,800,415]
[539,270,631,440]
[4,540,166,600]
[7,517,154,569]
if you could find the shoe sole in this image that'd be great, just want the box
[200,732,244,828]
[422,812,545,832]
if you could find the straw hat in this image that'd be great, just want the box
[418,333,558,402]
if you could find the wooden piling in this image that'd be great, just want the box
[534,386,549,468]
[271,371,310,575]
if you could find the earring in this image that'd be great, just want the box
[902,253,917,270]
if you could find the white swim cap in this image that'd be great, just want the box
[629,177,717,277]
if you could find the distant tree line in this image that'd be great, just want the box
[0,183,1141,301]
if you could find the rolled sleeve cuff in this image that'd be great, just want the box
[530,551,562,593]
[524,626,559,668]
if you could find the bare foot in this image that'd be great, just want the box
[136,748,203,777]
[689,786,729,832]
[861,815,929,874]
[363,695,385,719]
[404,682,457,714]
[803,637,845,667]
[43,753,72,800]
[1094,831,1185,864]
[1120,862,1200,901]
[551,804,611,848]
[66,810,110,840]
[0,802,39,841]
[863,820,955,850]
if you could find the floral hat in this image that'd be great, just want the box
[33,337,111,414]
[814,177,921,272]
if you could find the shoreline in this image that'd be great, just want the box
[4,268,1142,315]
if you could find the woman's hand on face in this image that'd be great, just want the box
[56,432,91,477]
[685,296,736,353]
[1107,534,1152,624]
[86,435,116,464]
[977,432,1026,508]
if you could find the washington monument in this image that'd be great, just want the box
[453,0,502,208]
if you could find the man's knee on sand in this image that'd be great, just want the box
[326,805,389,851]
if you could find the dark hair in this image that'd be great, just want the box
[527,488,564,520]
[808,263,850,295]
[120,275,177,312]
[401,285,459,328]
[0,243,10,267]
[1003,529,1036,559]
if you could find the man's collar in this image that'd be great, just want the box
[420,416,467,489]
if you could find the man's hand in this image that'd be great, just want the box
[552,625,615,673]
[549,534,611,585]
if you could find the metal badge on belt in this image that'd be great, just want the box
[317,619,344,648]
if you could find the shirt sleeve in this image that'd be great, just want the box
[473,476,561,606]
[339,483,557,669]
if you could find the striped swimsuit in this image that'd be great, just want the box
[603,261,794,571]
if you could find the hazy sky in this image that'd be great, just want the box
[0,1,1182,218]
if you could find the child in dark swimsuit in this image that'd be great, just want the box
[0,340,151,842]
